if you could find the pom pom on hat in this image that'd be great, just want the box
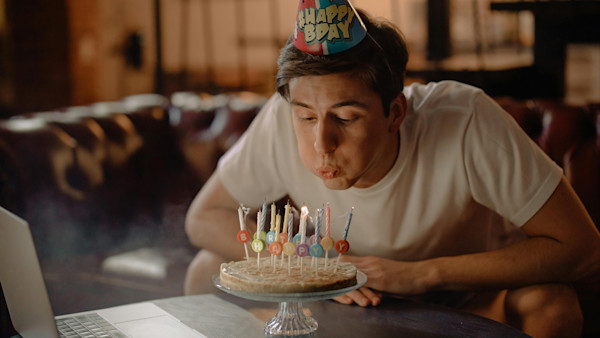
[293,0,367,55]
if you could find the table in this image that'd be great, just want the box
[491,1,600,98]
[154,293,530,337]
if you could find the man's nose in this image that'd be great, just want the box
[313,120,337,154]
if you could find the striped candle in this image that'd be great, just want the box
[343,207,354,240]
[325,203,330,237]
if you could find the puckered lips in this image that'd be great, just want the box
[317,166,339,179]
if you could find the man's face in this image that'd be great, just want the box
[289,73,404,190]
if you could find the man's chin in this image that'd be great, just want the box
[320,177,352,190]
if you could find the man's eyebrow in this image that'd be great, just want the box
[289,100,309,108]
[331,100,368,109]
[289,100,368,109]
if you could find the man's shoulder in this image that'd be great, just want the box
[264,93,291,112]
[404,80,485,110]
[405,80,483,94]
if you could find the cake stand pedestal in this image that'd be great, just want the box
[212,271,366,336]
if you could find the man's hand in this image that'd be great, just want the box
[332,255,433,306]
[333,286,382,307]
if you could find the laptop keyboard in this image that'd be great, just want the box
[56,313,127,338]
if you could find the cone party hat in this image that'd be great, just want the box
[293,0,367,55]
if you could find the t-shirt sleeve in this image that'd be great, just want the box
[217,94,290,207]
[463,92,563,227]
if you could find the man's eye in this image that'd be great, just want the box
[336,116,356,124]
[298,115,315,122]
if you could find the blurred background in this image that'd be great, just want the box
[1,1,600,336]
[1,0,598,117]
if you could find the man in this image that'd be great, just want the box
[184,2,600,337]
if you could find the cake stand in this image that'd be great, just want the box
[212,271,366,336]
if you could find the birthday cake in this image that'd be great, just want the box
[220,257,357,293]
[227,201,356,293]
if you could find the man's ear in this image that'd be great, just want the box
[388,94,407,133]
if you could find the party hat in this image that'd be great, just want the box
[293,0,367,55]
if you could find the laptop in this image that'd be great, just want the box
[0,206,205,338]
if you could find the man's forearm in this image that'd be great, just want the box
[419,179,600,294]
[424,236,598,293]
[186,206,258,261]
[184,171,263,261]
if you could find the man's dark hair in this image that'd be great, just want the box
[276,9,409,116]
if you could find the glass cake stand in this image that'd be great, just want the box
[212,271,366,336]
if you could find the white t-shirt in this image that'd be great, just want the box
[218,81,562,261]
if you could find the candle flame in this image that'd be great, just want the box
[301,206,309,216]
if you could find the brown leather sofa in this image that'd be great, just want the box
[0,92,265,261]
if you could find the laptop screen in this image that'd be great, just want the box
[0,206,59,337]
[1,282,17,337]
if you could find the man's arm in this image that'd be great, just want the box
[185,170,256,261]
[340,177,600,302]
[427,176,600,291]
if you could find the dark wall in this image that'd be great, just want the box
[3,0,71,116]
